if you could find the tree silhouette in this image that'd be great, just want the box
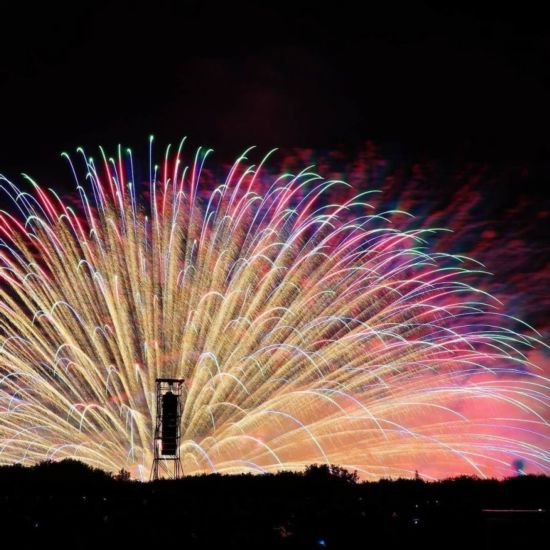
[113,468,131,481]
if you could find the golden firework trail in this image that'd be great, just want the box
[0,138,548,480]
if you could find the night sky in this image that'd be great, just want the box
[1,1,547,322]
[1,2,550,173]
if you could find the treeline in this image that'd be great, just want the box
[0,460,548,505]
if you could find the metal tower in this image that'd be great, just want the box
[151,378,185,481]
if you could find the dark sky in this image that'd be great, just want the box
[0,1,549,180]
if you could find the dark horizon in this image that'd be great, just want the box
[1,458,548,548]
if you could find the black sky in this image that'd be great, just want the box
[0,1,549,181]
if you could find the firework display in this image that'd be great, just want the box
[0,139,548,480]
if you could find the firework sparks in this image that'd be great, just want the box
[0,139,548,480]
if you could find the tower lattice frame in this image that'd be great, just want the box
[151,378,185,481]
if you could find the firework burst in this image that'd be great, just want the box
[0,138,548,480]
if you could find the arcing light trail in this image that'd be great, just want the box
[0,139,548,480]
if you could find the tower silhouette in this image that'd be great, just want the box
[151,378,185,480]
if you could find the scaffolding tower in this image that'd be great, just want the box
[151,378,185,481]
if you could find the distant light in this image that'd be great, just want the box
[318,539,327,547]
